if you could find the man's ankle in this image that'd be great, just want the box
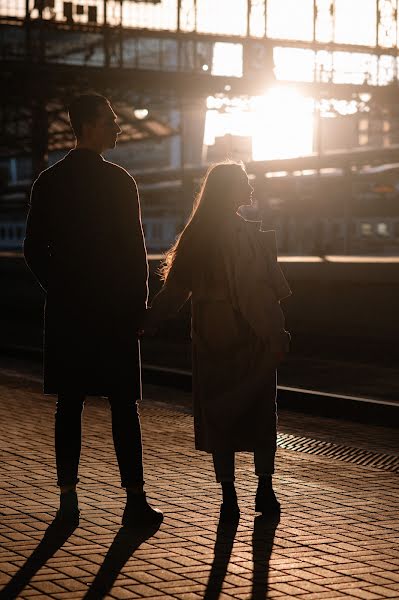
[126,484,145,496]
[60,485,77,494]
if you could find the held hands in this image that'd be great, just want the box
[271,351,287,367]
[141,325,158,337]
[137,308,158,337]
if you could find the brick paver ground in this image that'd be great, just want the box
[0,367,398,600]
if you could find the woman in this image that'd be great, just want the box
[147,162,291,520]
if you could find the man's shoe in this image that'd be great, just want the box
[54,490,80,526]
[122,493,163,531]
[255,477,281,514]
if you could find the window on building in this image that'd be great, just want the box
[376,222,389,237]
[16,157,32,181]
[360,222,373,236]
[151,222,163,240]
[332,222,342,238]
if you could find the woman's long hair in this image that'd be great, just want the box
[159,161,247,281]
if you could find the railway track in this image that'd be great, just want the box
[142,362,399,426]
[1,343,398,427]
[1,353,399,474]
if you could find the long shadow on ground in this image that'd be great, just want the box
[83,522,161,599]
[0,519,77,600]
[251,514,280,599]
[204,513,280,600]
[203,517,240,600]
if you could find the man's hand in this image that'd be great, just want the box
[140,326,158,337]
[271,351,286,367]
[138,309,158,337]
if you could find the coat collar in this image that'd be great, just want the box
[66,148,104,163]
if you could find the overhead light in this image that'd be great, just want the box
[134,108,149,120]
[224,84,231,91]
[202,64,209,72]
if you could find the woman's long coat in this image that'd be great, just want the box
[24,148,148,396]
[151,218,291,455]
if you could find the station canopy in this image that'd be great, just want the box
[0,100,177,157]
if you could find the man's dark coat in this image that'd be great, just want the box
[24,148,148,396]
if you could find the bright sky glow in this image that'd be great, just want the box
[2,0,398,161]
[212,43,243,78]
[2,0,397,48]
[251,90,314,160]
[204,88,314,161]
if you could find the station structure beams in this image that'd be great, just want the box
[2,0,399,176]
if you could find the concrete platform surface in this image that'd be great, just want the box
[0,368,399,600]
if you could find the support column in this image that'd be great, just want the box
[342,167,352,255]
[25,0,31,59]
[31,98,48,178]
[103,0,110,68]
[119,0,124,67]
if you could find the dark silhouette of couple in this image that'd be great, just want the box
[24,93,291,532]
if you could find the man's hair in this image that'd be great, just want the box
[68,93,110,138]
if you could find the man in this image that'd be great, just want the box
[24,93,162,530]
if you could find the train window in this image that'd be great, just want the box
[376,222,389,237]
[152,223,163,240]
[360,223,373,236]
[332,223,341,238]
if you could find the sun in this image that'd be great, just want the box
[251,87,315,161]
[204,87,315,162]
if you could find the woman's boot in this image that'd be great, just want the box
[220,482,240,522]
[255,475,280,514]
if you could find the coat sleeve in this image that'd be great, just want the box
[147,281,191,327]
[133,179,149,307]
[226,231,290,353]
[23,175,50,292]
[146,233,193,325]
[124,174,149,308]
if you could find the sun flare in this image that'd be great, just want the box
[251,88,314,160]
[204,87,315,162]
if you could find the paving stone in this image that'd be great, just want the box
[0,371,398,599]
[365,587,399,598]
[338,589,383,600]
